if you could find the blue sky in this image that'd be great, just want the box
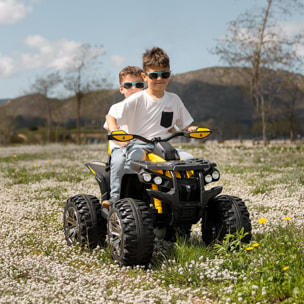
[1,0,303,99]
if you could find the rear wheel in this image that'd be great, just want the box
[63,194,107,249]
[202,195,252,245]
[108,198,154,266]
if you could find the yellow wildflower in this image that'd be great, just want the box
[246,247,254,251]
[252,243,259,248]
[258,218,267,224]
[13,154,17,158]
[284,216,291,221]
[283,266,289,271]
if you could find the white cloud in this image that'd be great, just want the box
[279,21,304,37]
[223,20,304,57]
[22,35,82,70]
[293,40,304,57]
[0,35,107,78]
[0,53,15,76]
[0,0,32,24]
[278,21,304,57]
[111,55,126,67]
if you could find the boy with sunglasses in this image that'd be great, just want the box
[103,47,197,209]
[103,66,145,209]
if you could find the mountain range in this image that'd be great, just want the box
[1,67,304,141]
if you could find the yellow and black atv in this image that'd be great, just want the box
[63,128,251,266]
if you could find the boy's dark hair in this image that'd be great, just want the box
[119,66,143,84]
[142,47,170,72]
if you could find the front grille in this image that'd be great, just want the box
[178,179,199,201]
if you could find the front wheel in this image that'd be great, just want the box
[63,194,107,249]
[108,198,154,266]
[202,195,252,245]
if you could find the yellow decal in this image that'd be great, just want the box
[88,166,96,175]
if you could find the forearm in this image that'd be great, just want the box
[106,115,129,146]
[106,115,120,132]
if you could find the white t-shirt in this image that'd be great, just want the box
[107,90,193,140]
[104,102,128,151]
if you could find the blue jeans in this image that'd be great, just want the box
[176,149,194,161]
[123,141,194,178]
[109,141,193,198]
[109,146,126,198]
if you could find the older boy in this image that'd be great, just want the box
[103,47,197,209]
[103,66,145,207]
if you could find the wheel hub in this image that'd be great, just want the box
[64,207,79,243]
[108,212,123,257]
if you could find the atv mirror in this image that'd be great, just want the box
[189,128,212,139]
[110,130,134,141]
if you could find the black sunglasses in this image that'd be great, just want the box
[121,82,145,89]
[145,71,171,80]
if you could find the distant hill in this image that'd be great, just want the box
[168,68,253,138]
[0,99,9,105]
[1,67,304,141]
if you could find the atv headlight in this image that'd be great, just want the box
[143,173,152,182]
[154,176,163,185]
[204,174,212,183]
[212,170,220,180]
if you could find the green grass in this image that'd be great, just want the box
[1,143,304,303]
[151,224,304,303]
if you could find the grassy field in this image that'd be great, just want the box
[0,142,303,304]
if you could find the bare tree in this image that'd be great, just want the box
[30,72,61,143]
[63,43,105,145]
[213,0,304,144]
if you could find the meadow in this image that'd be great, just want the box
[0,142,303,304]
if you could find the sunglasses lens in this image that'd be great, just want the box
[122,82,144,89]
[148,73,158,80]
[123,83,132,89]
[147,71,171,79]
[161,72,171,79]
[135,82,145,89]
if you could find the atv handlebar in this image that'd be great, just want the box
[107,128,212,144]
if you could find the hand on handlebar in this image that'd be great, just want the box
[186,126,198,132]
[116,140,129,147]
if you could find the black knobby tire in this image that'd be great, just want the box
[202,195,252,245]
[108,198,154,266]
[63,194,107,249]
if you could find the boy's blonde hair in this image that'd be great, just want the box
[119,66,143,84]
[142,47,170,72]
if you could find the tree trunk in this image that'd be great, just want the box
[261,95,268,145]
[289,111,295,143]
[76,91,83,145]
[46,101,52,144]
[77,97,81,145]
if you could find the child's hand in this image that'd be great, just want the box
[115,140,129,147]
[186,126,198,132]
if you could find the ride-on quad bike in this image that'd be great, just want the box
[63,128,252,266]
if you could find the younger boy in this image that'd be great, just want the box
[103,47,197,209]
[103,66,145,208]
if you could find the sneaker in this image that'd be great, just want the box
[102,196,118,209]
